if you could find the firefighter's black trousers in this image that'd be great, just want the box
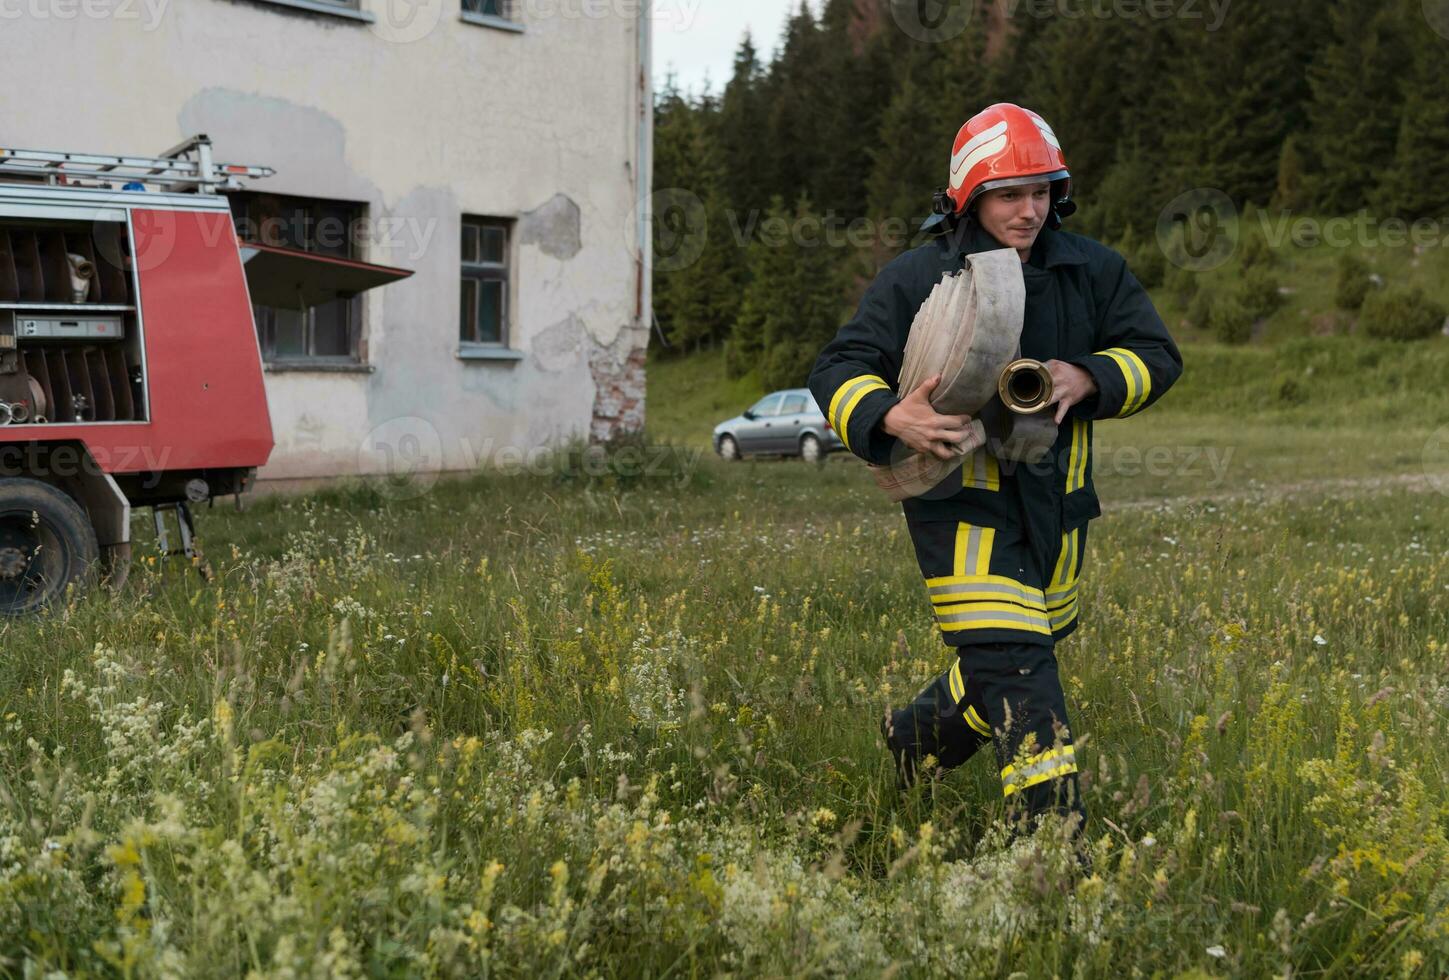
[891,515,1087,828]
[889,641,1084,828]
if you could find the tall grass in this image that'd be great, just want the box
[0,433,1444,975]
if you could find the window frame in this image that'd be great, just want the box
[460,0,524,31]
[779,394,809,416]
[229,190,368,367]
[246,0,374,23]
[749,394,783,418]
[459,216,515,354]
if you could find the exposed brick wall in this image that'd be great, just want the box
[589,325,649,442]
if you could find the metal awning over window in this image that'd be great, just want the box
[238,241,413,310]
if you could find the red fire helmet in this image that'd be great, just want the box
[946,103,1072,217]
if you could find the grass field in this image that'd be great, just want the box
[0,368,1445,974]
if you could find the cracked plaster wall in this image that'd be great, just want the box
[2,2,650,479]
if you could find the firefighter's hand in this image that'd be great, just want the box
[1044,360,1099,424]
[882,375,974,461]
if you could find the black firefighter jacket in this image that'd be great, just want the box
[807,218,1183,638]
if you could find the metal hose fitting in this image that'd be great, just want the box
[998,359,1055,415]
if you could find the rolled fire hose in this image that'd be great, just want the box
[868,248,1059,501]
[67,253,95,304]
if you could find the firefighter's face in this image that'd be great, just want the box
[975,181,1051,253]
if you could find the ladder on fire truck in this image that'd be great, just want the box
[0,134,273,195]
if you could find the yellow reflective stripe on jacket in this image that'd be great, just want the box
[1048,528,1078,588]
[966,704,992,738]
[962,451,1000,491]
[1100,347,1151,417]
[1066,419,1088,493]
[1047,528,1081,632]
[1001,744,1078,797]
[947,660,966,704]
[827,375,890,451]
[926,574,1047,612]
[933,603,1053,635]
[952,523,995,578]
[1047,589,1079,632]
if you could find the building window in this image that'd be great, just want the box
[230,192,366,363]
[463,0,511,17]
[460,217,512,348]
[248,0,372,22]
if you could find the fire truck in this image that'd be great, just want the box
[0,136,411,615]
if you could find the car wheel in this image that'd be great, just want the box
[718,435,740,461]
[0,478,100,616]
[799,433,822,464]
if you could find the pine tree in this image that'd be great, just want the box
[715,34,769,217]
[762,198,848,391]
[1302,0,1408,214]
[867,15,987,250]
[765,5,830,208]
[1273,134,1309,212]
[1165,1,1324,205]
[1374,3,1449,219]
[812,0,891,220]
[652,82,739,353]
[1088,137,1162,242]
[728,197,847,388]
[866,49,941,230]
[727,197,791,379]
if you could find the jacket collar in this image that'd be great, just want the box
[942,218,1090,269]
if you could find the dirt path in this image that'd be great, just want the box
[1108,471,1448,512]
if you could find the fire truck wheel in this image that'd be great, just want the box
[0,478,100,616]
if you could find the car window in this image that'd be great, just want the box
[749,394,783,417]
[780,394,808,415]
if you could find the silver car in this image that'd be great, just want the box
[713,388,845,463]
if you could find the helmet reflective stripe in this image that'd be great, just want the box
[1025,109,1062,149]
[949,120,1009,190]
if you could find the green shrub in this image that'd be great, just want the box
[1273,371,1308,405]
[1187,289,1214,331]
[1239,267,1285,321]
[1164,263,1201,306]
[1334,252,1373,311]
[1111,227,1164,290]
[1209,294,1255,344]
[1238,230,1276,270]
[1360,287,1447,341]
[1128,242,1166,290]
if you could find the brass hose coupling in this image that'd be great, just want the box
[998,358,1054,415]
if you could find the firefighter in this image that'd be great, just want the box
[807,103,1183,834]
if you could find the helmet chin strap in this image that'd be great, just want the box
[1048,180,1077,230]
[918,188,960,237]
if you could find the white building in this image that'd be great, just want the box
[3,0,652,480]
